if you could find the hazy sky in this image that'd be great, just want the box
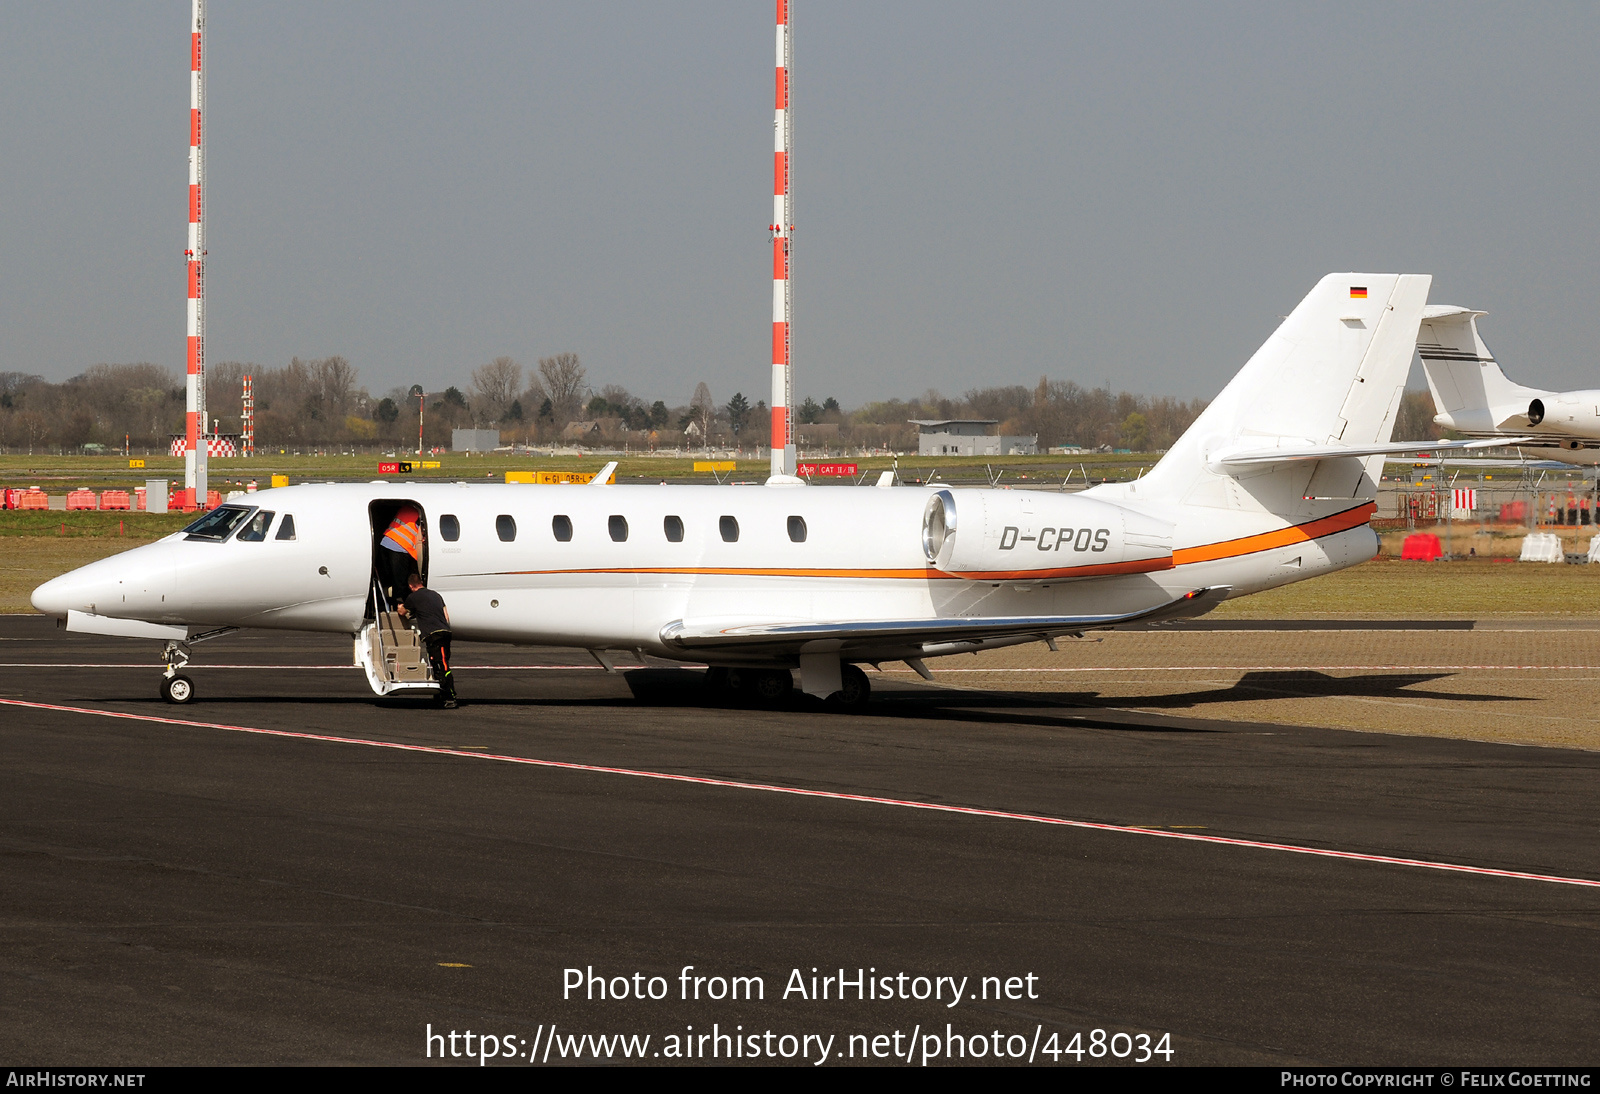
[4,2,1599,408]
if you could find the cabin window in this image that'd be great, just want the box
[608,515,629,542]
[274,514,296,541]
[440,514,460,541]
[787,516,807,543]
[663,515,684,542]
[496,515,517,542]
[552,515,573,542]
[182,505,253,542]
[719,515,739,542]
[235,510,276,542]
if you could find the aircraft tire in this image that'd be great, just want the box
[827,664,871,710]
[162,674,196,704]
[753,669,793,704]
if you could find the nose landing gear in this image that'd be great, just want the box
[156,628,235,704]
[160,639,195,704]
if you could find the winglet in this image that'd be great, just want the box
[588,462,617,486]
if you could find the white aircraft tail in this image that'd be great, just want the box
[1417,306,1544,430]
[1134,272,1431,506]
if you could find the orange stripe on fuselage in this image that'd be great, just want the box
[471,505,1375,583]
[1172,503,1376,566]
[936,556,1173,581]
[489,557,1170,581]
[493,566,935,580]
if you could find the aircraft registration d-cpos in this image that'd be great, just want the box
[33,273,1506,707]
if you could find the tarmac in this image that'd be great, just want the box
[2,615,1599,1066]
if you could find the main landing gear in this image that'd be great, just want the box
[827,664,872,710]
[704,666,794,707]
[702,664,871,710]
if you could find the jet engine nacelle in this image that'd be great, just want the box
[921,488,1174,582]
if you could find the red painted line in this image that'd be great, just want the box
[2,696,1595,890]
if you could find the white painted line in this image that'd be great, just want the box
[878,665,1600,672]
[2,696,1596,891]
[0,663,656,671]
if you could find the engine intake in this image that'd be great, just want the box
[922,489,1174,581]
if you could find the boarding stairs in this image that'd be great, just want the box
[355,589,440,697]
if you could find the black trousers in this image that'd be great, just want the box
[379,547,416,602]
[424,631,455,701]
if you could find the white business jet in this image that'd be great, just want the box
[1419,305,1599,465]
[34,273,1497,707]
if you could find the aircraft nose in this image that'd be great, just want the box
[31,542,176,618]
[31,570,94,616]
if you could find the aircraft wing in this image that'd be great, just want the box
[1403,455,1575,470]
[660,585,1231,658]
[1214,437,1532,467]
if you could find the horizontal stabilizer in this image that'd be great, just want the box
[1212,436,1530,468]
[661,586,1231,654]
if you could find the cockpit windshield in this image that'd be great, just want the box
[182,505,255,541]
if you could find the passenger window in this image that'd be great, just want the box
[787,516,807,543]
[552,515,573,542]
[496,515,516,542]
[236,510,276,542]
[609,515,628,542]
[719,515,739,542]
[275,514,296,541]
[440,514,460,542]
[663,515,684,542]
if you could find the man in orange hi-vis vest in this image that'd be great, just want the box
[379,504,421,601]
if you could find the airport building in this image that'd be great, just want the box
[452,428,502,453]
[910,419,1038,457]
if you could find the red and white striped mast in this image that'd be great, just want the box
[241,374,254,457]
[769,0,795,477]
[184,0,208,504]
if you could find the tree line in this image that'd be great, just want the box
[0,355,1449,455]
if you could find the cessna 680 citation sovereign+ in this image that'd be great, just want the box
[34,273,1495,706]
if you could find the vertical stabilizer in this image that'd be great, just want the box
[1417,307,1544,431]
[1134,273,1431,504]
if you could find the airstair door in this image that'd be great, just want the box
[367,499,429,621]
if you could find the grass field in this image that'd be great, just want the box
[0,450,1158,492]
[1206,557,1600,618]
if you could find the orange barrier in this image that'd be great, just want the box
[1401,533,1443,561]
[65,489,99,511]
[100,490,131,511]
[18,489,49,510]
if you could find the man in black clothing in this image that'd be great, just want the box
[399,573,457,708]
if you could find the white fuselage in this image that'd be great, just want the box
[31,478,1376,666]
